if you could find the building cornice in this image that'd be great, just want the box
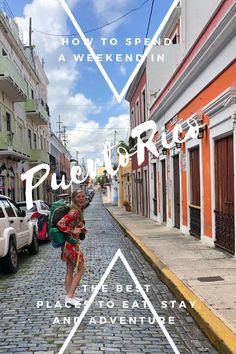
[150,2,236,123]
[155,113,203,149]
[202,86,236,117]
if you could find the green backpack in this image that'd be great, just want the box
[47,199,71,248]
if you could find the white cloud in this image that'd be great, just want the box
[15,0,130,161]
[16,0,67,53]
[120,64,127,76]
[67,114,130,160]
[15,0,100,131]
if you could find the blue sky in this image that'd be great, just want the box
[10,0,173,161]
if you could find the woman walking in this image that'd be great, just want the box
[57,189,86,306]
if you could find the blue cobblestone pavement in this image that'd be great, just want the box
[0,193,218,354]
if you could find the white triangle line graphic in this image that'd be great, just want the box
[58,249,180,354]
[58,0,180,103]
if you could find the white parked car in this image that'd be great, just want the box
[0,195,38,274]
[17,200,50,242]
[16,200,50,219]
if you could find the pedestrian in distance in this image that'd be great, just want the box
[57,189,87,306]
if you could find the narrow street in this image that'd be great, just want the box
[0,193,217,354]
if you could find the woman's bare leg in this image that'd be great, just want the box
[67,263,84,298]
[66,263,74,294]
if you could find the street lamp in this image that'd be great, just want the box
[198,124,208,139]
[176,142,182,149]
[162,148,167,155]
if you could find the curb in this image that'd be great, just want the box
[105,206,236,354]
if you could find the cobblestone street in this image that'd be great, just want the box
[0,193,217,354]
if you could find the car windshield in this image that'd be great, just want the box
[18,203,37,212]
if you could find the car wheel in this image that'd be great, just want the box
[28,229,39,255]
[1,238,18,274]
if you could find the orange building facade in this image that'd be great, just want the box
[127,0,236,255]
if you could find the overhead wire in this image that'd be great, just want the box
[32,0,151,37]
[64,127,130,131]
[143,0,155,53]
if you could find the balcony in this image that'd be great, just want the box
[0,131,30,160]
[25,99,49,125]
[0,57,28,102]
[30,149,49,165]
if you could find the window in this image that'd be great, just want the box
[6,112,11,132]
[31,89,34,99]
[0,202,5,218]
[17,202,36,213]
[33,133,37,149]
[0,176,5,195]
[131,109,134,130]
[190,147,200,206]
[18,125,23,142]
[2,48,7,57]
[2,200,15,217]
[40,202,49,211]
[10,177,15,201]
[24,78,29,96]
[40,135,43,149]
[172,34,178,44]
[169,22,180,45]
[135,100,140,126]
[142,89,146,122]
[28,129,32,149]
[8,200,22,217]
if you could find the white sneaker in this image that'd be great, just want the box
[65,296,82,308]
[65,296,75,307]
[74,297,82,307]
[74,297,82,302]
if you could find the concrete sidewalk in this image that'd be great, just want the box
[104,200,236,354]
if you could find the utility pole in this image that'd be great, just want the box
[57,115,63,140]
[61,125,68,148]
[28,17,36,69]
[112,129,118,162]
[29,18,32,47]
[114,129,117,146]
[76,151,79,165]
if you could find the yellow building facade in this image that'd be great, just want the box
[117,159,132,208]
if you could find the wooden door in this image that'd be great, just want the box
[132,173,136,212]
[189,147,201,238]
[153,163,157,216]
[215,135,235,254]
[162,160,167,223]
[138,171,142,214]
[144,170,148,217]
[173,155,180,228]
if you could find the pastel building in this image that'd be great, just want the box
[126,62,150,218]
[0,2,71,204]
[127,0,236,255]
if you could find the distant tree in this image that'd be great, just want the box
[117,140,130,154]
[96,170,110,187]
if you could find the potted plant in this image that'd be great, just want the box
[122,200,131,212]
